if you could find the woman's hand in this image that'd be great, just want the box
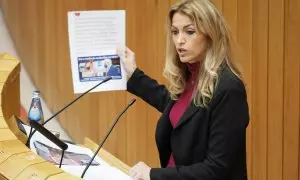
[118,47,137,79]
[129,161,151,180]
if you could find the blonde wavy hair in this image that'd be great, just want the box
[164,0,244,107]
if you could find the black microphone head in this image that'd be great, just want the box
[128,98,136,106]
[29,120,68,151]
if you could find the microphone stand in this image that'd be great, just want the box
[81,98,136,178]
[29,120,68,169]
[59,150,65,168]
[26,76,112,148]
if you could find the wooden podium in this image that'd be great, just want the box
[0,53,129,179]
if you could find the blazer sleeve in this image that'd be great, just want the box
[150,88,249,180]
[127,68,171,113]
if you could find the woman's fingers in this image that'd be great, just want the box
[117,46,137,79]
[126,47,134,54]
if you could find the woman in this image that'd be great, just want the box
[122,0,249,179]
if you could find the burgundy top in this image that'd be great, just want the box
[167,62,199,167]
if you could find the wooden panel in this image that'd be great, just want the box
[14,162,62,180]
[113,1,128,165]
[0,59,19,72]
[0,72,9,83]
[236,0,253,179]
[1,68,20,120]
[0,83,2,106]
[252,0,268,179]
[2,0,300,178]
[268,0,285,180]
[16,0,36,81]
[0,116,8,129]
[223,0,237,37]
[43,0,59,112]
[144,0,165,167]
[124,0,148,166]
[211,0,223,11]
[0,140,29,164]
[47,172,81,180]
[283,0,300,179]
[2,0,19,49]
[0,152,45,179]
[55,0,87,144]
[93,1,126,167]
[0,129,17,141]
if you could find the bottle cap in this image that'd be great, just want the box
[32,91,40,98]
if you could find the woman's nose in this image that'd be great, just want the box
[176,33,186,45]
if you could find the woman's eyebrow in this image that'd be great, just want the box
[171,24,194,29]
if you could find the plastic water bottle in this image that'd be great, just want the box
[28,91,44,124]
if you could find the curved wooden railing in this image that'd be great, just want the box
[0,53,79,179]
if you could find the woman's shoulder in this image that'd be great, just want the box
[214,66,247,96]
[206,66,248,109]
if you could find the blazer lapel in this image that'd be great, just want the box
[175,103,199,129]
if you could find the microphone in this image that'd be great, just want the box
[26,76,112,147]
[30,121,68,150]
[29,120,68,168]
[81,98,136,178]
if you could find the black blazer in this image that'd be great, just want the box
[127,67,249,180]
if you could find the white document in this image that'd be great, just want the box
[23,124,130,180]
[68,10,126,93]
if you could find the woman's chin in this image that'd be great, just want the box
[179,57,189,63]
[179,57,197,64]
